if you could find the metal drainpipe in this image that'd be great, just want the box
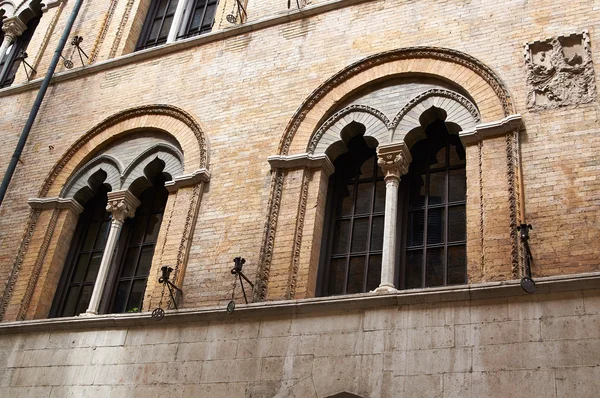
[0,0,85,206]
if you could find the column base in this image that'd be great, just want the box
[373,284,398,293]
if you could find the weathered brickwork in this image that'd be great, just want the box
[0,0,598,329]
[0,286,598,397]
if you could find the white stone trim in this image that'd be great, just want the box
[28,197,84,214]
[459,114,523,145]
[268,153,335,176]
[164,168,211,192]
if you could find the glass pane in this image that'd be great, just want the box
[448,169,466,203]
[355,183,373,215]
[145,213,162,243]
[61,287,80,317]
[82,222,100,250]
[167,0,180,14]
[94,220,111,250]
[406,210,424,247]
[425,248,444,287]
[328,258,346,295]
[448,206,466,242]
[121,248,139,278]
[351,218,369,253]
[74,285,93,316]
[427,208,445,245]
[84,252,103,282]
[374,181,386,213]
[126,280,146,313]
[157,0,169,15]
[201,4,216,30]
[112,281,130,313]
[332,220,351,254]
[409,174,426,208]
[136,246,155,277]
[431,146,446,169]
[130,215,149,245]
[370,216,384,251]
[366,255,381,291]
[148,19,161,41]
[339,184,354,216]
[190,7,203,30]
[347,257,366,294]
[71,253,89,283]
[447,245,466,285]
[360,157,375,178]
[449,144,465,166]
[159,15,173,38]
[428,172,446,205]
[405,250,423,289]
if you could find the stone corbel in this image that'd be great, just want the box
[376,142,412,181]
[1,16,27,41]
[459,114,523,145]
[164,169,210,193]
[28,197,84,214]
[106,190,140,221]
[267,153,335,176]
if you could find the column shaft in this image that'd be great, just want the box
[0,35,13,63]
[379,177,400,291]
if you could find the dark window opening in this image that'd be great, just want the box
[401,119,467,289]
[320,135,385,296]
[0,16,40,88]
[136,0,180,50]
[108,175,169,313]
[176,0,217,40]
[51,187,111,317]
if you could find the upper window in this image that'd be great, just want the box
[0,16,40,88]
[136,0,217,51]
[401,119,467,289]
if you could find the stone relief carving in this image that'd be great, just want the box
[525,31,596,109]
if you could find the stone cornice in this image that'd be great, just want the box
[164,169,211,192]
[268,153,335,176]
[28,197,84,214]
[0,271,598,333]
[0,0,373,98]
[459,114,523,145]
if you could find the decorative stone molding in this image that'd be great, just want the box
[524,31,596,109]
[164,168,211,192]
[1,16,26,39]
[376,143,412,181]
[89,0,120,63]
[459,114,523,145]
[267,153,334,176]
[28,197,84,214]
[106,190,140,222]
[278,46,514,157]
[42,0,66,11]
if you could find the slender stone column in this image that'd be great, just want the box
[374,143,412,293]
[167,0,189,43]
[0,17,27,61]
[84,191,140,315]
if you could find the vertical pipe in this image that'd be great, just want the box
[0,0,86,206]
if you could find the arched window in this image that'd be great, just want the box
[401,119,467,288]
[50,187,110,317]
[108,174,169,313]
[320,134,385,295]
[0,15,40,88]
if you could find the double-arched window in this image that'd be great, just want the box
[320,117,467,295]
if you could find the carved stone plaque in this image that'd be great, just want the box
[524,31,596,109]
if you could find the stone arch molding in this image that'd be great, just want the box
[308,89,481,156]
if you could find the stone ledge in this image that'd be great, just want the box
[0,271,598,334]
[268,153,334,175]
[0,0,373,99]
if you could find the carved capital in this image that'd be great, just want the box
[106,190,140,222]
[377,143,412,182]
[2,17,27,41]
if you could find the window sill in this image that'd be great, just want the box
[0,0,373,99]
[0,271,598,334]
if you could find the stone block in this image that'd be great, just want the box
[206,320,260,341]
[124,326,181,345]
[312,354,384,398]
[443,372,472,398]
[471,370,555,398]
[177,340,237,361]
[92,344,177,365]
[555,366,600,398]
[0,387,52,398]
[298,332,360,357]
[406,301,470,328]
[403,374,443,398]
[182,383,247,398]
[260,355,313,381]
[407,325,454,350]
[405,348,472,375]
[363,307,406,331]
[507,291,585,320]
[290,312,362,335]
[49,386,112,398]
[541,314,600,341]
[455,320,541,346]
[110,385,184,398]
[200,358,261,383]
[470,298,509,323]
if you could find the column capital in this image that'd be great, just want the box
[2,17,27,41]
[377,142,412,181]
[106,190,140,222]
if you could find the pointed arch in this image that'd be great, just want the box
[40,104,209,198]
[121,143,184,189]
[61,154,122,200]
[278,46,514,157]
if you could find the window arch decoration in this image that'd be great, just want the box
[260,47,524,302]
[1,105,210,321]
